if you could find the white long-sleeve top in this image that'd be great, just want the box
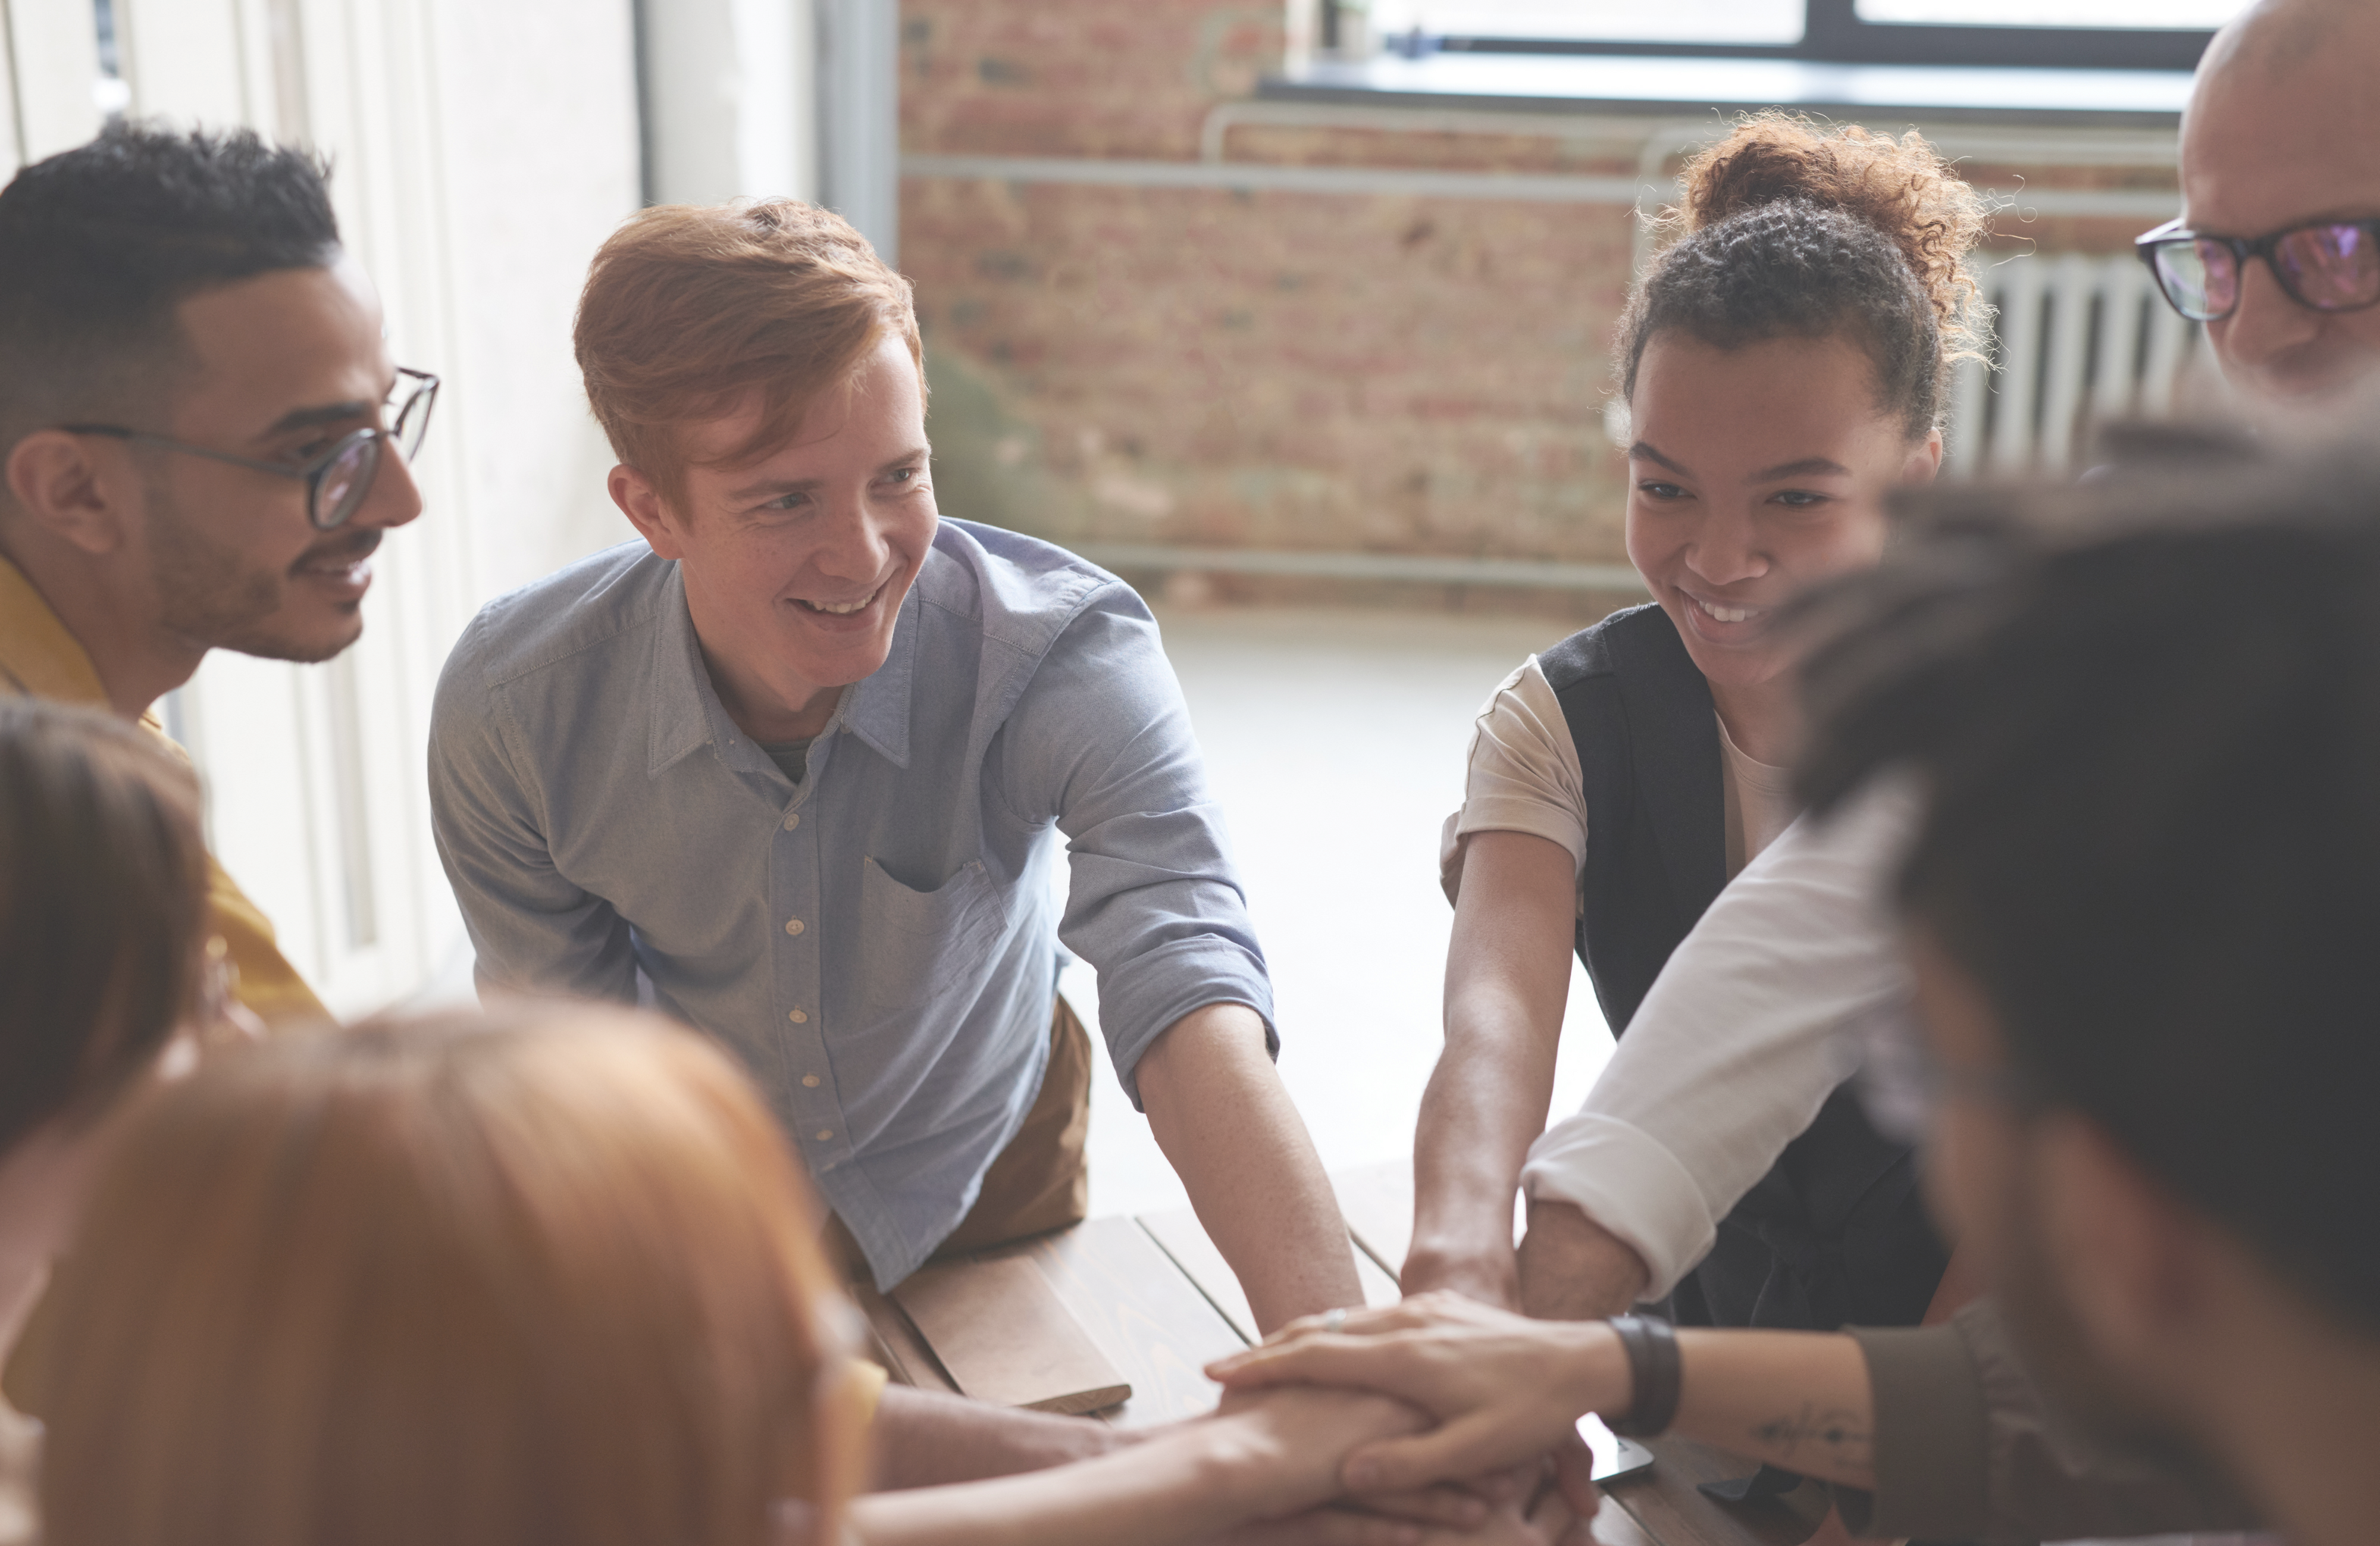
[1519,781,1918,1298]
[1439,653,1911,1298]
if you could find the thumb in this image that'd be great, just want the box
[1551,1432,1602,1521]
[1339,1410,1536,1496]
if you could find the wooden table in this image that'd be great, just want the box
[859,1160,1829,1546]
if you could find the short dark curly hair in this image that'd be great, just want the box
[1617,114,1991,442]
[0,120,340,468]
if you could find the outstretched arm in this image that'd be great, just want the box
[866,1385,1123,1489]
[851,1387,1427,1546]
[1006,595,1360,1331]
[1139,1003,1365,1332]
[1518,783,1920,1306]
[867,1384,1526,1544]
[1207,1292,1876,1497]
[1406,831,1579,1307]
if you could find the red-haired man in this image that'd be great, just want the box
[430,202,1363,1344]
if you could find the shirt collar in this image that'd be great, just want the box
[647,564,721,777]
[839,581,917,770]
[645,562,919,777]
[0,551,108,705]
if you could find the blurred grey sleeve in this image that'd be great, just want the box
[1837,1299,2262,1542]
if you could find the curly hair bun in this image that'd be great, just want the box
[1618,112,1994,437]
[1674,112,1988,339]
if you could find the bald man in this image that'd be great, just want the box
[2180,0,2380,401]
[1427,1,2380,1528]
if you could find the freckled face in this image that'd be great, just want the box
[646,335,937,716]
[1625,333,1936,694]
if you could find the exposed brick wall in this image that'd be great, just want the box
[908,177,1637,565]
[900,1,2184,600]
[903,1,1282,158]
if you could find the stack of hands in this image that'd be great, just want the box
[1195,1292,1631,1546]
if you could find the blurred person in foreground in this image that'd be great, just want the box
[0,699,230,1543]
[37,1006,1577,1546]
[1509,0,2380,1348]
[430,201,1362,1332]
[1213,445,2380,1541]
[0,121,436,1031]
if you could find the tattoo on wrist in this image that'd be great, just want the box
[1748,1403,1874,1482]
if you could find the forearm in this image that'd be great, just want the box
[1514,1198,1648,1320]
[1410,832,1576,1300]
[1670,1329,1875,1491]
[1406,1013,1554,1299]
[854,1426,1247,1546]
[1139,1003,1362,1332]
[868,1385,1123,1489]
[856,1390,1424,1546]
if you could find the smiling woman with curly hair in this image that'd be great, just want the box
[1410,114,1991,1352]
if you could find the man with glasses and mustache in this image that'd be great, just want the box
[0,123,432,1028]
[1495,0,2380,1337]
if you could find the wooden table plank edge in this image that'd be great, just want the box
[1132,1216,1259,1346]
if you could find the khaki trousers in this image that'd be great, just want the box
[823,994,1092,1283]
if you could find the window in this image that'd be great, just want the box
[1397,2,1803,47]
[1855,1,2247,23]
[1355,0,2247,68]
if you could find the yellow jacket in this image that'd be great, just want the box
[0,553,329,1028]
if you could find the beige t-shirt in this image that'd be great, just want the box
[1439,655,1798,904]
[0,1398,35,1546]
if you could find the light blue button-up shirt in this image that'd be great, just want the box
[430,521,1274,1286]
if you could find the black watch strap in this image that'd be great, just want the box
[1604,1313,1681,1438]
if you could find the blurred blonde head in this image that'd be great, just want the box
[40,1005,866,1546]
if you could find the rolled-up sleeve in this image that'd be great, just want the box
[428,632,640,1006]
[1520,780,1912,1297]
[997,594,1273,1106]
[1838,1300,2261,1541]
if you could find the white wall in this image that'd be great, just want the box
[4,0,644,1015]
[641,0,818,207]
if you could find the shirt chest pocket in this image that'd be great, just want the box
[856,857,1010,1013]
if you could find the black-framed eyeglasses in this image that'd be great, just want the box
[2136,215,2380,324]
[61,367,439,531]
[1847,1000,2047,1147]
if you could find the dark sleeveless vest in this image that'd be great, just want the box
[1539,603,1946,1335]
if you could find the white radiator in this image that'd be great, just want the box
[1946,252,2206,476]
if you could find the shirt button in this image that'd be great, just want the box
[815,1129,834,1142]
[803,1074,821,1088]
[788,1008,808,1024]
[783,812,800,830]
[784,918,805,936]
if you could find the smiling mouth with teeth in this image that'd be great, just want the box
[1692,593,1763,625]
[796,585,881,616]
